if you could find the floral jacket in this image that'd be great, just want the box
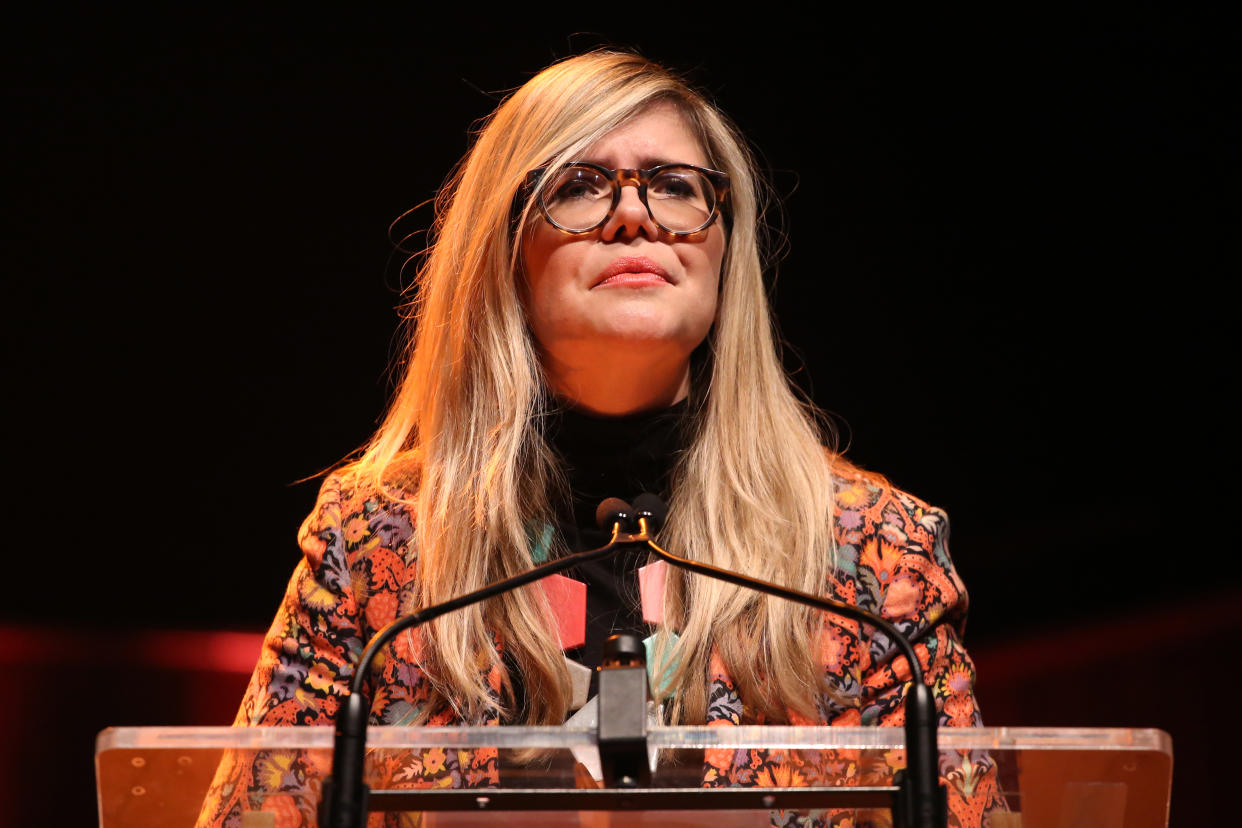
[197,471,1005,827]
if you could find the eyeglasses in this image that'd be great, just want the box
[524,162,730,235]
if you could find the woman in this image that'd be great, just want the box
[201,51,999,827]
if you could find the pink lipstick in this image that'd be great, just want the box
[592,256,672,288]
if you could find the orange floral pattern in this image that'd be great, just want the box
[198,470,1003,827]
[196,476,502,827]
[701,471,1006,826]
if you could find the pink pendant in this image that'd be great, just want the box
[538,573,586,650]
[638,561,667,624]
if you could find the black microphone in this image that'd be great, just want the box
[632,492,668,534]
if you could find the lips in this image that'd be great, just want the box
[591,256,672,288]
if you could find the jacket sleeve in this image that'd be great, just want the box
[197,474,498,828]
[195,474,368,827]
[843,480,1007,827]
[848,487,980,729]
[197,474,429,827]
[236,473,368,728]
[701,477,1005,827]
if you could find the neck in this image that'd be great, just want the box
[543,349,690,417]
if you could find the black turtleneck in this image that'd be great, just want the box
[545,399,687,676]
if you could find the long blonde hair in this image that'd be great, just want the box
[347,51,842,726]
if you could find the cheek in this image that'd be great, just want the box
[696,229,726,297]
[526,249,577,304]
[520,227,552,301]
[521,230,583,341]
[703,233,726,326]
[685,241,724,340]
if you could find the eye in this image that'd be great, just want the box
[649,169,708,202]
[546,167,610,203]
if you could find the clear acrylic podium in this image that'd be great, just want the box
[96,725,1171,827]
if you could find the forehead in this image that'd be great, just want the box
[579,102,709,168]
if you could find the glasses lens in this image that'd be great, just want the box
[648,167,716,232]
[542,165,613,232]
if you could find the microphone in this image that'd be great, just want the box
[595,497,636,534]
[632,492,668,534]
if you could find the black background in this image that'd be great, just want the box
[4,7,1238,825]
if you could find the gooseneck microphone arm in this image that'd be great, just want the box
[626,494,944,828]
[320,517,636,828]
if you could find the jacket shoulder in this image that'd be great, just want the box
[296,466,419,573]
[828,462,965,623]
[831,464,948,556]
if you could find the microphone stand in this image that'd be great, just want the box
[320,525,632,828]
[629,499,945,828]
[321,504,946,828]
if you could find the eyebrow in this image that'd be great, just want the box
[577,155,691,169]
[636,156,677,169]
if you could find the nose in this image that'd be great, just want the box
[600,182,659,242]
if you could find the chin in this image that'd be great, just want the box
[601,309,709,341]
[595,321,693,346]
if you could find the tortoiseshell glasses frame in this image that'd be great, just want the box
[522,161,731,236]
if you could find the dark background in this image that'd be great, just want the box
[3,8,1237,826]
